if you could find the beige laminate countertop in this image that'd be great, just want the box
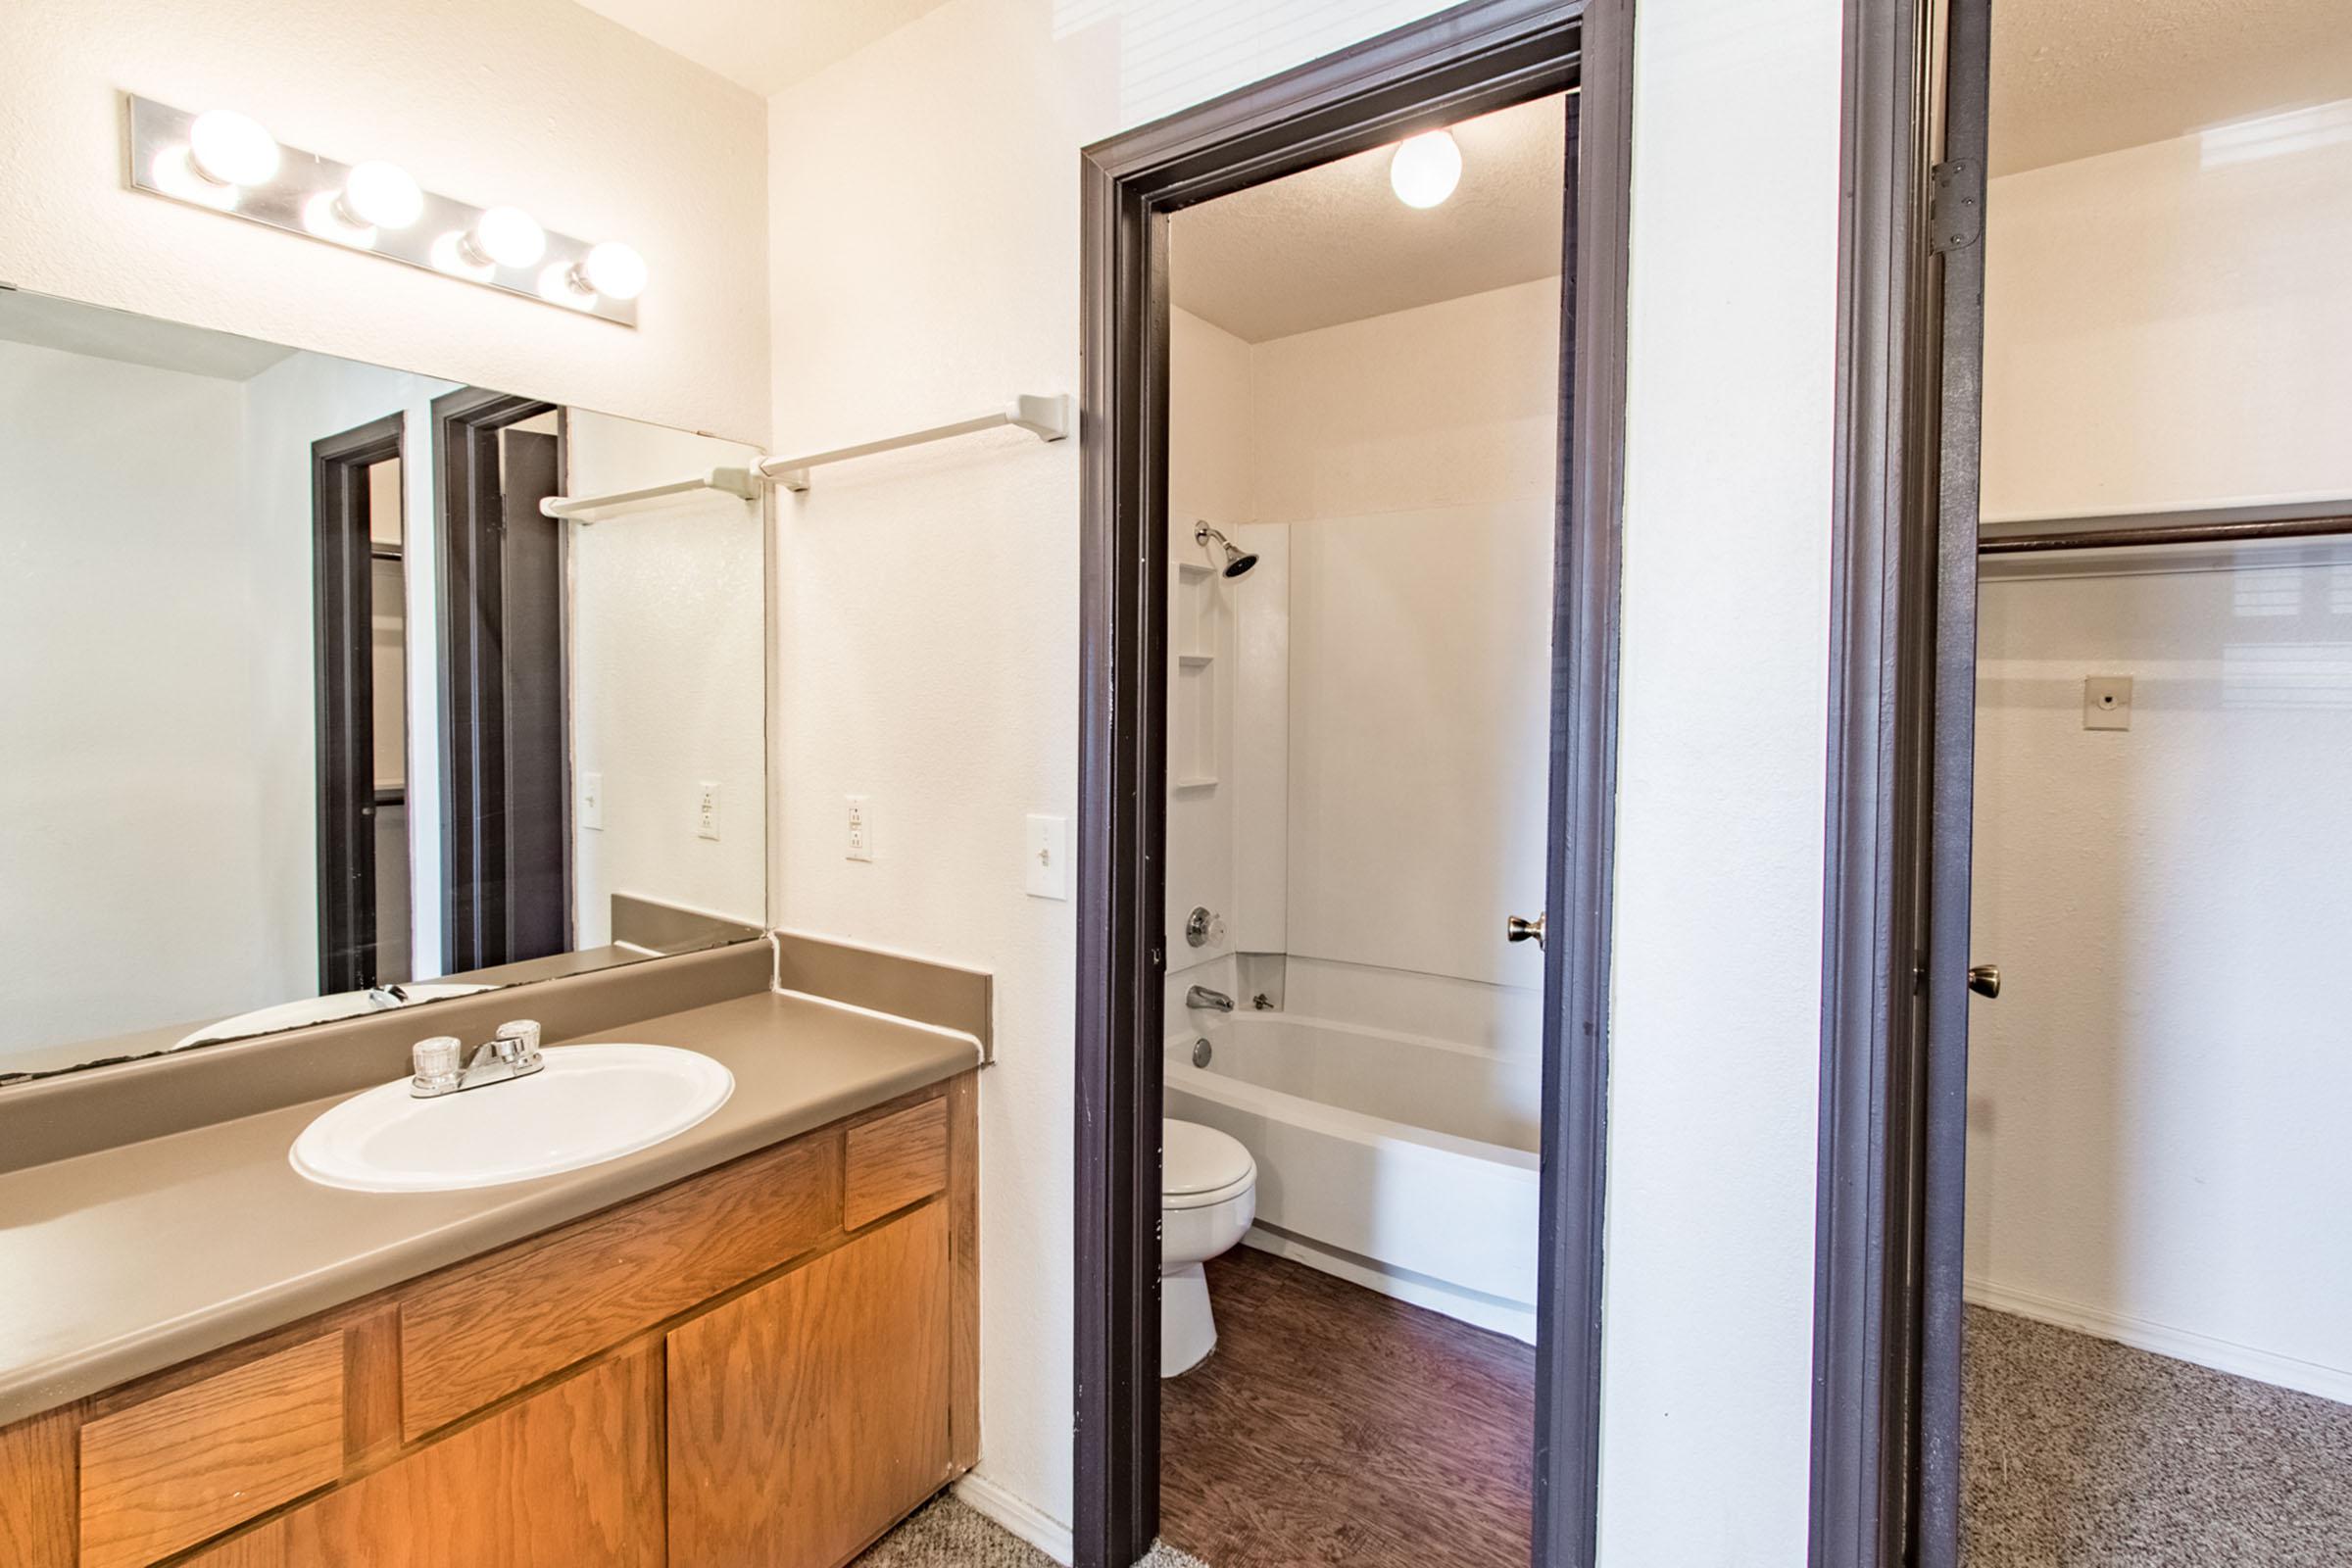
[0,990,981,1428]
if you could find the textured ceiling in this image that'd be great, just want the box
[1170,93,1566,345]
[1992,0,2352,174]
[0,289,297,381]
[565,0,956,95]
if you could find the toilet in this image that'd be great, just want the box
[1161,1119,1257,1377]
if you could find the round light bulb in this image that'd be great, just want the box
[150,146,239,211]
[340,161,423,230]
[301,190,376,248]
[429,230,496,281]
[468,206,546,269]
[580,241,648,302]
[537,261,595,311]
[1389,129,1463,209]
[188,110,279,187]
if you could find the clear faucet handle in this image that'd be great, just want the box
[495,1019,543,1058]
[411,1036,463,1084]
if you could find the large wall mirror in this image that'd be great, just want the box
[1,287,768,1085]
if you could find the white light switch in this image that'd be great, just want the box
[696,781,721,840]
[2083,675,2132,731]
[1026,813,1068,901]
[847,795,875,862]
[580,771,604,831]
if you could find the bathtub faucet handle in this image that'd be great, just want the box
[1506,912,1546,950]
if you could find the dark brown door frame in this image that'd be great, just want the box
[432,388,568,974]
[1074,3,1634,1564]
[312,413,407,995]
[1808,0,1990,1564]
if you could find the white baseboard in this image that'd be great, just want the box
[1966,1277,2352,1406]
[954,1471,1074,1566]
[1243,1226,1537,1345]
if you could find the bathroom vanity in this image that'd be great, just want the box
[0,944,987,1568]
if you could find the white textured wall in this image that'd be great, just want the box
[1596,0,1842,1561]
[1983,110,2352,520]
[2,0,769,442]
[1968,109,2352,1396]
[763,0,1471,1539]
[564,411,768,945]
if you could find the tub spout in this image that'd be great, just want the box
[1185,985,1236,1013]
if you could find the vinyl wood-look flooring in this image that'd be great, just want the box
[1158,1247,1534,1567]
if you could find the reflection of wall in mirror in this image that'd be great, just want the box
[563,410,767,950]
[0,333,456,1055]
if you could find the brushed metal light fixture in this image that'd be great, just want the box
[124,95,646,327]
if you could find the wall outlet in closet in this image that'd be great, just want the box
[2083,675,2132,731]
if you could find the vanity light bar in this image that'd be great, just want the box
[124,96,645,327]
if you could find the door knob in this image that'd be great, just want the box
[1506,913,1545,949]
[1968,963,2000,999]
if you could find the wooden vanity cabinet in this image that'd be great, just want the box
[0,1073,976,1568]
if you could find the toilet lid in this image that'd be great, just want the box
[1164,1120,1253,1200]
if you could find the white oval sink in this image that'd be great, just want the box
[290,1045,734,1193]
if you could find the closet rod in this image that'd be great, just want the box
[758,393,1071,493]
[1981,508,2352,556]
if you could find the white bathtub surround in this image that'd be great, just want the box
[1166,1008,1541,1341]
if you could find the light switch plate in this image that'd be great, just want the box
[2083,675,2132,730]
[847,795,875,862]
[580,771,604,831]
[1026,813,1068,901]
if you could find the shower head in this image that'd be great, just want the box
[1195,522,1259,579]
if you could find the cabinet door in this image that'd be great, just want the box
[668,1202,951,1568]
[185,1346,662,1567]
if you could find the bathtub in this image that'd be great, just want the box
[1164,1009,1541,1341]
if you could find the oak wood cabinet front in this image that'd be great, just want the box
[667,1203,954,1567]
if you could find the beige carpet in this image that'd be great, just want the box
[855,1494,1209,1568]
[1964,1305,2352,1566]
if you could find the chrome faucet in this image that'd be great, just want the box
[411,1020,546,1099]
[1185,985,1235,1013]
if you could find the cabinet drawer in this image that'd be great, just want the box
[400,1133,842,1440]
[78,1334,345,1568]
[845,1096,949,1230]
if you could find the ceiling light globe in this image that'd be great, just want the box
[1389,129,1462,209]
[342,161,424,230]
[188,110,279,187]
[472,206,546,269]
[581,241,648,302]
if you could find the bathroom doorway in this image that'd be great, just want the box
[1814,1,2352,1563]
[1073,3,1633,1566]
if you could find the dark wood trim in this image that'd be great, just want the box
[1809,0,1990,1565]
[1533,5,1630,1563]
[312,413,406,995]
[1075,4,1624,1565]
[431,388,563,975]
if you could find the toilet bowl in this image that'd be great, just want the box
[1161,1118,1256,1377]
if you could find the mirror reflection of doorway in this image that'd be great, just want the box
[311,415,408,993]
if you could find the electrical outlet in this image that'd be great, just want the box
[1026,813,1068,901]
[579,771,604,831]
[846,794,875,862]
[2083,675,2132,731]
[696,781,721,840]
